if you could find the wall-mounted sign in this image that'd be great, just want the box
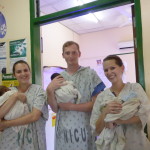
[0,42,6,57]
[10,39,27,58]
[0,12,7,38]
[0,42,7,74]
[0,58,6,74]
[2,74,19,87]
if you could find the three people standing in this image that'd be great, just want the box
[1,42,150,150]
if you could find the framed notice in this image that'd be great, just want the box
[0,42,6,58]
[10,39,27,58]
[0,42,7,73]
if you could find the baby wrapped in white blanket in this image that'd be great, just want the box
[96,98,150,150]
[0,86,29,133]
[51,73,81,104]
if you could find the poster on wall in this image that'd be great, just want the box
[0,58,7,74]
[2,73,19,87]
[10,39,27,58]
[0,42,7,73]
[0,12,7,38]
[96,59,102,66]
[0,42,6,57]
[10,57,27,73]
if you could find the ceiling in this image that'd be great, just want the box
[40,0,133,34]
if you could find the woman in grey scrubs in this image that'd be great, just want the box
[0,60,48,150]
[90,55,150,150]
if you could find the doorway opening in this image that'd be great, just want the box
[30,0,145,149]
[40,3,136,149]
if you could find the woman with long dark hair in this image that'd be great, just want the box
[0,60,48,150]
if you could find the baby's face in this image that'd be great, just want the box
[6,88,11,92]
[56,75,66,82]
[3,87,10,93]
[58,75,63,79]
[0,86,10,96]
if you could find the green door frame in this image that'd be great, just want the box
[30,0,144,88]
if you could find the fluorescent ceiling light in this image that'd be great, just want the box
[75,0,99,23]
[85,13,98,23]
[82,0,95,4]
[77,0,84,6]
[75,0,96,6]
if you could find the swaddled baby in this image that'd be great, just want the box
[51,73,81,104]
[0,85,29,132]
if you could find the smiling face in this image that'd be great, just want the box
[62,44,81,66]
[13,63,31,85]
[103,59,124,84]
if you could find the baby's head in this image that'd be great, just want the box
[0,85,10,96]
[51,73,63,80]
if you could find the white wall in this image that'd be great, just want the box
[41,23,80,67]
[79,26,133,58]
[42,23,134,69]
[0,0,31,83]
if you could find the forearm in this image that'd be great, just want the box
[69,95,99,112]
[0,95,17,119]
[70,101,94,112]
[47,90,58,113]
[3,108,42,128]
[116,116,141,125]
[95,110,107,134]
